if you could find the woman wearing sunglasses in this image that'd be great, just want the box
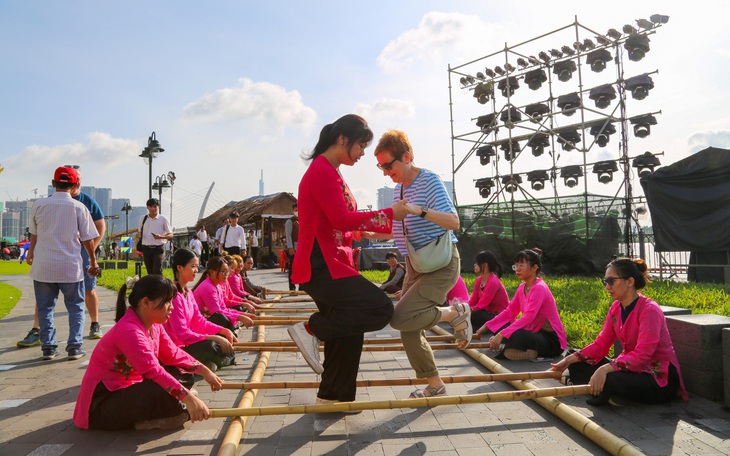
[485,249,567,361]
[551,258,688,406]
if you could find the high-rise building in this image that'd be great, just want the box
[2,211,21,241]
[377,186,394,210]
[6,200,34,241]
[259,170,264,196]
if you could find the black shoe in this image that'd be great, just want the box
[586,395,609,406]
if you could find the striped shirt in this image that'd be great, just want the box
[393,168,458,254]
[29,191,98,283]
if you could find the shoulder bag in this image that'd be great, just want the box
[136,215,148,254]
[400,186,453,274]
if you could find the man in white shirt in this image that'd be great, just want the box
[137,198,173,275]
[189,234,203,257]
[247,230,259,269]
[196,225,209,263]
[221,211,246,256]
[213,220,229,257]
[27,166,99,361]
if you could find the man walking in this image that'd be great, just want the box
[26,166,99,360]
[197,225,209,263]
[137,198,172,275]
[221,212,246,256]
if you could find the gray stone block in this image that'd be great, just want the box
[672,343,721,372]
[726,380,730,408]
[681,364,724,401]
[666,314,730,350]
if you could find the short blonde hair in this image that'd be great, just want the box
[374,129,413,161]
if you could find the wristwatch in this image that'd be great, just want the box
[419,205,429,218]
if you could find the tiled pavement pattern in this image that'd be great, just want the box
[1,269,730,455]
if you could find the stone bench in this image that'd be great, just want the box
[665,313,730,402]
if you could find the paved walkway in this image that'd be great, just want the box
[1,269,730,455]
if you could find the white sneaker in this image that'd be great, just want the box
[287,322,323,374]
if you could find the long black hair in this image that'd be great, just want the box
[192,256,225,291]
[172,248,197,293]
[514,248,544,275]
[475,250,504,278]
[115,275,177,322]
[607,257,650,290]
[306,114,373,160]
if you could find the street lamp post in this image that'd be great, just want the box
[121,201,133,261]
[167,171,176,229]
[139,132,165,199]
[151,174,171,214]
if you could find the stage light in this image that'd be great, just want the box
[623,24,638,35]
[561,165,583,188]
[590,122,616,147]
[527,133,551,156]
[517,58,529,68]
[632,151,661,177]
[502,174,522,193]
[629,114,657,138]
[636,18,654,30]
[596,35,611,46]
[624,74,654,100]
[539,51,551,63]
[625,34,651,61]
[500,107,521,128]
[476,113,498,132]
[561,45,575,56]
[476,145,496,165]
[557,92,581,116]
[592,160,619,183]
[476,72,485,80]
[650,14,670,25]
[475,178,495,198]
[583,38,596,50]
[557,129,581,151]
[484,68,496,78]
[500,140,521,161]
[460,77,468,87]
[553,60,577,82]
[524,69,547,90]
[573,41,585,52]
[494,66,505,76]
[588,84,617,109]
[497,76,519,97]
[550,49,564,59]
[525,103,550,123]
[528,56,540,65]
[606,28,622,40]
[505,63,516,73]
[473,82,494,104]
[586,49,613,73]
[527,170,550,191]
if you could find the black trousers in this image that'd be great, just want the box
[142,246,165,276]
[470,309,498,331]
[496,328,563,358]
[208,312,236,333]
[568,356,680,404]
[183,339,236,369]
[301,248,393,401]
[88,365,192,430]
[226,246,242,256]
[201,242,210,264]
[286,250,296,290]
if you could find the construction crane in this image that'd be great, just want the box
[31,188,38,198]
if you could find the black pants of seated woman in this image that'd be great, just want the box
[568,357,680,404]
[183,339,236,369]
[470,309,498,331]
[208,311,236,332]
[301,244,394,402]
[496,328,562,358]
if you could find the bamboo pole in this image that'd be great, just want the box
[232,334,457,347]
[221,371,562,390]
[234,342,491,352]
[255,308,315,313]
[429,325,643,456]
[217,324,271,456]
[263,288,309,296]
[262,297,315,304]
[210,385,590,417]
[250,317,309,326]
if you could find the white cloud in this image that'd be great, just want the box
[687,130,730,151]
[377,12,505,73]
[181,78,318,134]
[354,98,415,121]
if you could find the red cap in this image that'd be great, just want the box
[53,166,79,184]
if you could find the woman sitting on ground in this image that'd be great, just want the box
[164,248,238,372]
[192,256,255,333]
[227,254,264,305]
[551,258,688,406]
[240,254,264,296]
[379,251,405,294]
[73,274,223,431]
[219,255,258,313]
[486,249,567,360]
[471,250,510,335]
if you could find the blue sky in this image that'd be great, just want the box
[1,1,729,228]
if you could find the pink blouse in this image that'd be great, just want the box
[193,277,243,325]
[227,272,249,300]
[446,276,469,305]
[221,280,244,308]
[576,295,688,400]
[485,278,567,349]
[164,289,225,347]
[469,274,509,316]
[73,308,202,429]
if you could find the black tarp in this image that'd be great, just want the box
[641,147,730,252]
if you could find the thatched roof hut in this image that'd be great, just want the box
[197,192,297,232]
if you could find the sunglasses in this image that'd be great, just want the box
[376,156,400,171]
[601,277,626,286]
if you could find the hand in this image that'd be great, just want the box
[243,299,259,311]
[182,393,210,423]
[588,364,611,396]
[213,335,234,354]
[392,200,409,221]
[488,333,504,351]
[239,315,254,328]
[26,251,34,265]
[550,353,574,373]
[474,326,486,340]
[248,295,263,305]
[404,202,422,216]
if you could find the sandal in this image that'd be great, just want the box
[408,384,446,399]
[449,302,472,349]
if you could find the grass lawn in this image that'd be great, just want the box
[0,261,31,275]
